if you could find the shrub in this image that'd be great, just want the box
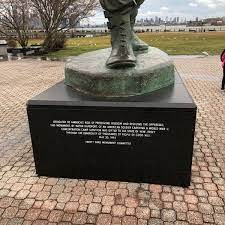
[7,39,17,48]
[43,32,67,51]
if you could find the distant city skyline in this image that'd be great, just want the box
[82,0,225,25]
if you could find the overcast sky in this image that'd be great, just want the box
[85,0,225,25]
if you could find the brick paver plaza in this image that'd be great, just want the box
[0,56,225,225]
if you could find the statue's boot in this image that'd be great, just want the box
[105,12,136,68]
[130,8,149,51]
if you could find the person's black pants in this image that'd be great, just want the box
[222,67,225,90]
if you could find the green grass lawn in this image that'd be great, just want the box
[29,32,225,58]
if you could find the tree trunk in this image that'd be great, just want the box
[43,32,54,50]
[17,31,29,48]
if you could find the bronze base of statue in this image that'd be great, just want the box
[65,47,175,97]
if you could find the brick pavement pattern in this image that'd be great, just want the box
[0,56,225,224]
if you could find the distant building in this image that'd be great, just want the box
[29,14,43,29]
[203,17,225,26]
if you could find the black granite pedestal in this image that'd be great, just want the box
[27,73,197,187]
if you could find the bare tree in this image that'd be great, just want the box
[0,0,31,47]
[31,0,99,50]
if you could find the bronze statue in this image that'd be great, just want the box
[100,0,149,68]
[65,0,175,97]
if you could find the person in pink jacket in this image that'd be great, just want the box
[221,49,225,90]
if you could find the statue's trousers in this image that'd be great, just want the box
[100,0,144,14]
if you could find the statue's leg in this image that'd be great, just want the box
[100,0,136,14]
[100,0,137,68]
[130,1,149,51]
